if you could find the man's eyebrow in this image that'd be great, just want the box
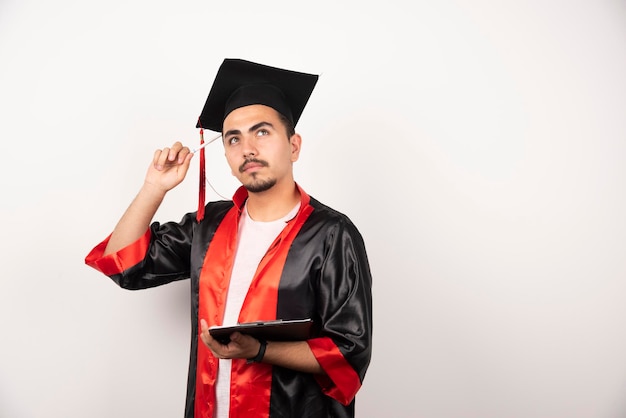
[223,128,241,138]
[249,121,274,132]
[223,122,274,139]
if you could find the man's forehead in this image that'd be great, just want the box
[223,105,282,130]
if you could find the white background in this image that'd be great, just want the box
[1,1,626,417]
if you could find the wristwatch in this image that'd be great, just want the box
[246,338,267,364]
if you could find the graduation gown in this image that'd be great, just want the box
[85,185,373,418]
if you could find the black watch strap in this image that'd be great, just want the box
[246,338,267,364]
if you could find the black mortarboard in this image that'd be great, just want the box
[196,58,319,132]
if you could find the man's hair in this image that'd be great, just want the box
[277,112,296,139]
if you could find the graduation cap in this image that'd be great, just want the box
[194,58,319,221]
[197,58,319,132]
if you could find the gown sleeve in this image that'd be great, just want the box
[84,213,198,290]
[306,216,373,405]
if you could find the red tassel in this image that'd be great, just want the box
[197,126,206,223]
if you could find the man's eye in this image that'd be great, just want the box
[228,137,239,145]
[256,129,269,137]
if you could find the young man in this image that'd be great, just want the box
[85,58,373,418]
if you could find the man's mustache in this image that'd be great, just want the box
[239,158,269,173]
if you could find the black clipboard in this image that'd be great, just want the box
[209,318,313,344]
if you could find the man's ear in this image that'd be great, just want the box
[290,133,302,162]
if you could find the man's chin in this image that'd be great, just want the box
[244,179,276,193]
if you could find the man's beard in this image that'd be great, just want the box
[239,158,275,193]
[244,176,276,193]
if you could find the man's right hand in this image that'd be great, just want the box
[145,141,194,192]
[103,141,195,256]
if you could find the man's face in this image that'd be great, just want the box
[222,104,301,193]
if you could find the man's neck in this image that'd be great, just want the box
[245,180,300,222]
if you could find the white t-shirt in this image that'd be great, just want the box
[215,201,300,418]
